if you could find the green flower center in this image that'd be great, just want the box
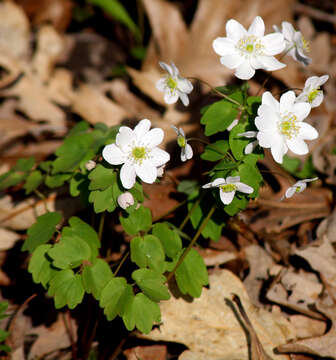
[177,135,186,148]
[237,35,264,56]
[295,186,301,193]
[279,112,299,139]
[132,147,146,160]
[167,76,178,90]
[308,89,319,103]
[220,184,237,192]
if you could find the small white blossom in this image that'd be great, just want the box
[172,126,193,162]
[281,177,318,200]
[156,62,193,106]
[102,119,170,189]
[296,75,329,108]
[238,131,258,154]
[202,176,253,205]
[117,192,135,209]
[85,160,96,171]
[273,21,311,66]
[213,16,286,80]
[255,91,318,164]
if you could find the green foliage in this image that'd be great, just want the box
[152,222,182,259]
[24,170,43,194]
[282,155,316,179]
[201,140,229,161]
[0,157,35,190]
[229,123,250,161]
[22,212,62,253]
[177,180,199,196]
[120,205,152,235]
[0,301,11,353]
[175,249,208,298]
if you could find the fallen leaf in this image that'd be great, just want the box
[123,345,166,360]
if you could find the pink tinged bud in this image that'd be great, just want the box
[117,192,135,209]
[85,160,96,171]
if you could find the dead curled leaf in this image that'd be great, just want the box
[143,270,295,360]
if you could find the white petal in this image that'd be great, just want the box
[120,162,136,189]
[238,131,257,138]
[234,61,255,80]
[292,102,311,120]
[305,76,319,89]
[202,182,213,189]
[248,16,265,37]
[181,148,187,162]
[227,176,240,184]
[261,91,280,111]
[212,37,236,56]
[285,186,296,198]
[281,22,295,41]
[150,147,170,166]
[102,144,126,165]
[116,126,135,152]
[185,143,193,160]
[262,33,286,55]
[319,75,329,85]
[134,119,151,139]
[220,54,244,69]
[245,140,258,154]
[171,125,179,135]
[286,138,308,155]
[164,91,179,104]
[227,119,239,131]
[250,56,264,70]
[255,105,279,130]
[179,92,189,106]
[296,182,307,192]
[280,91,296,113]
[156,77,167,92]
[270,140,288,163]
[226,19,247,41]
[298,122,318,140]
[220,190,235,205]
[177,78,193,93]
[236,182,254,194]
[310,93,323,108]
[257,131,275,148]
[179,127,185,137]
[258,55,286,71]
[142,128,164,148]
[212,178,226,187]
[159,61,173,76]
[170,62,179,76]
[302,177,318,183]
[135,161,158,184]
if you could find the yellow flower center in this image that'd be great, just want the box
[167,76,178,90]
[308,89,319,103]
[177,135,186,148]
[220,184,237,192]
[301,35,310,53]
[237,35,264,56]
[279,112,299,139]
[295,186,301,193]
[132,146,147,163]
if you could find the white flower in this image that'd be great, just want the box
[102,119,170,189]
[213,16,286,80]
[202,176,253,205]
[117,192,135,209]
[255,91,318,164]
[281,177,318,200]
[85,160,96,171]
[274,22,311,66]
[296,75,329,108]
[172,126,193,162]
[238,131,259,155]
[156,62,193,106]
[157,165,165,177]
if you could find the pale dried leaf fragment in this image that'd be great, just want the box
[144,270,295,360]
[0,228,20,251]
[289,315,326,339]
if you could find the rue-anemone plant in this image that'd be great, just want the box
[0,14,327,351]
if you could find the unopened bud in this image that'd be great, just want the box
[157,165,165,177]
[85,160,96,171]
[117,192,134,209]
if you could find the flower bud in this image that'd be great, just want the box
[85,160,96,171]
[157,165,165,177]
[117,192,135,209]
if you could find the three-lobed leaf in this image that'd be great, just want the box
[152,222,182,259]
[120,206,152,236]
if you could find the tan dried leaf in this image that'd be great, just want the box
[144,270,295,360]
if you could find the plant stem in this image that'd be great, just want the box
[113,251,129,276]
[33,189,49,213]
[166,205,216,283]
[179,192,205,231]
[98,212,106,241]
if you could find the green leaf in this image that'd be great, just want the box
[0,301,8,319]
[88,164,115,191]
[82,259,113,300]
[100,277,128,321]
[130,235,165,272]
[61,217,100,258]
[88,0,141,41]
[120,205,152,236]
[201,99,238,136]
[175,248,208,298]
[224,196,248,216]
[177,180,199,196]
[14,157,35,172]
[22,212,62,253]
[48,269,84,309]
[122,293,161,334]
[0,329,9,343]
[152,222,182,259]
[28,244,58,287]
[132,268,170,302]
[67,121,89,137]
[24,170,43,194]
[48,236,92,269]
[282,155,316,179]
[0,171,26,190]
[45,173,72,188]
[69,173,88,197]
[39,160,53,172]
[201,140,229,162]
[89,186,116,213]
[229,123,249,160]
[238,162,263,198]
[247,96,261,116]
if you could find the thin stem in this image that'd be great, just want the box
[98,212,106,241]
[153,199,187,223]
[187,137,210,145]
[113,251,129,276]
[33,189,49,213]
[179,192,205,231]
[166,205,216,283]
[188,77,243,108]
